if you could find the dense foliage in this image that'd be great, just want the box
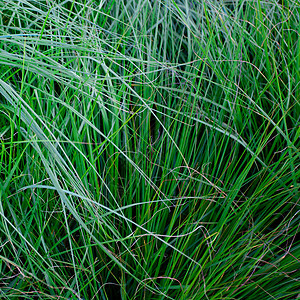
[0,0,299,299]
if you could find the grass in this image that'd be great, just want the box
[0,0,299,299]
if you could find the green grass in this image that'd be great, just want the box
[0,0,299,299]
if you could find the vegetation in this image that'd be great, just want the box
[0,0,299,299]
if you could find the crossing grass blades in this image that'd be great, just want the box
[0,0,299,299]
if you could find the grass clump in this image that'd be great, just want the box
[0,0,299,299]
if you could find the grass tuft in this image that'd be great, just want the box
[0,0,299,299]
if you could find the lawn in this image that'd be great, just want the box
[0,0,299,299]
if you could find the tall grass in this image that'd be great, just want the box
[0,0,299,299]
